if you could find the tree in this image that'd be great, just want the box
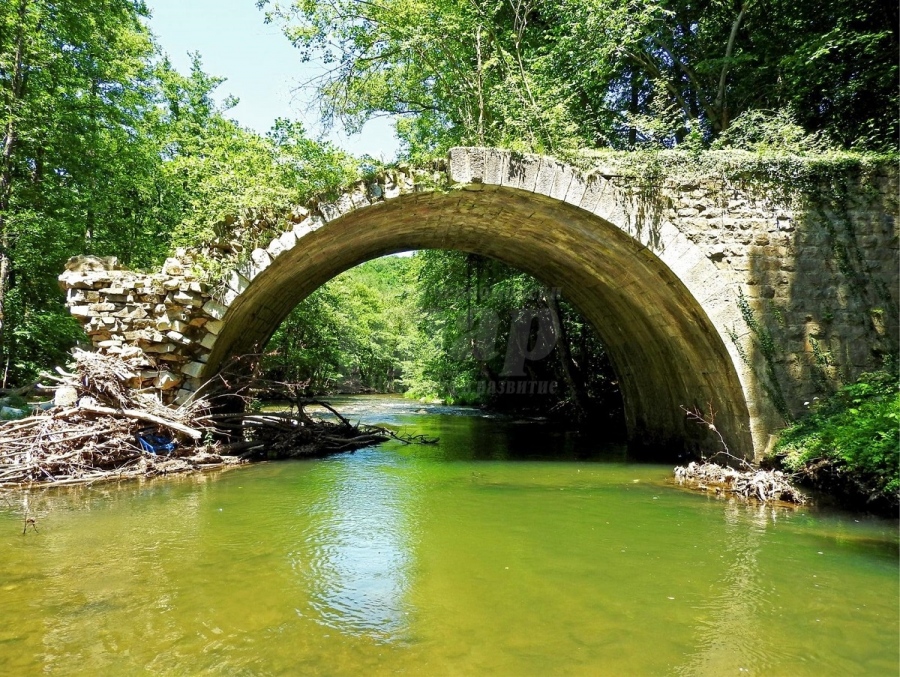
[0,4,362,386]
[400,250,622,420]
[258,0,583,155]
[153,54,358,248]
[260,0,898,151]
[0,0,164,383]
[263,256,416,393]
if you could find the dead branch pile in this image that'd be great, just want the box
[0,350,410,488]
[674,461,806,505]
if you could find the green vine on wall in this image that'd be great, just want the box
[735,288,793,422]
[809,336,834,392]
[818,174,896,319]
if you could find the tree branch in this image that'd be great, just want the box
[714,2,749,131]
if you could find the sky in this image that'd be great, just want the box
[146,0,401,161]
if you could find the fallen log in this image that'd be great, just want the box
[0,381,40,397]
[76,403,203,440]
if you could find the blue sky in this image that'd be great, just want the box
[146,0,400,161]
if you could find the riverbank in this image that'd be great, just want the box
[765,368,899,517]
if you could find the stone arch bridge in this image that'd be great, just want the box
[60,148,898,459]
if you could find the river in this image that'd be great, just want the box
[0,395,897,675]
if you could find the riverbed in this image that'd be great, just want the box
[0,395,897,675]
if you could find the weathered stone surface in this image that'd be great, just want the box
[154,372,182,391]
[181,362,205,379]
[165,331,190,345]
[278,229,297,251]
[143,343,177,354]
[250,248,273,271]
[162,258,184,275]
[266,236,287,258]
[202,300,228,320]
[226,271,250,294]
[64,254,120,272]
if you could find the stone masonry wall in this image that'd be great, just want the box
[58,253,223,395]
[654,165,898,419]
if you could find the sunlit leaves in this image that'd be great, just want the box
[261,0,897,153]
[776,368,900,508]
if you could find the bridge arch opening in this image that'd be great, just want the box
[204,187,754,458]
[262,249,629,435]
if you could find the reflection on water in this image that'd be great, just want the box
[291,451,416,643]
[676,502,777,676]
[0,395,896,675]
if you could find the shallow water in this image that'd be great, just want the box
[0,396,897,675]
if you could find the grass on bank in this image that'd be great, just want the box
[769,367,899,515]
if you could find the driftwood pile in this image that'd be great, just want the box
[0,350,409,488]
[201,399,396,459]
[674,461,806,505]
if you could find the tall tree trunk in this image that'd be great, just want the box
[713,3,749,134]
[85,67,100,251]
[543,288,591,418]
[0,0,31,349]
[475,25,485,146]
[628,70,639,147]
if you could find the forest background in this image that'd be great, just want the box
[0,0,896,425]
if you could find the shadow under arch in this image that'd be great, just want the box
[204,185,753,459]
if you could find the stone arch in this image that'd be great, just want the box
[197,148,757,458]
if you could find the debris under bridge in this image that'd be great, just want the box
[0,350,421,488]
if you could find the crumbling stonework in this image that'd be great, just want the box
[57,163,444,402]
[59,252,218,395]
[59,147,899,459]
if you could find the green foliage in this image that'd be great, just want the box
[159,57,359,248]
[736,289,790,421]
[263,256,416,393]
[0,4,360,386]
[260,0,897,153]
[5,299,84,384]
[0,0,171,384]
[711,109,831,154]
[773,368,899,512]
[399,250,622,420]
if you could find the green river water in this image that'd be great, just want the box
[0,395,897,675]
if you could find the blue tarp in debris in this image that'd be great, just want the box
[136,430,177,455]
